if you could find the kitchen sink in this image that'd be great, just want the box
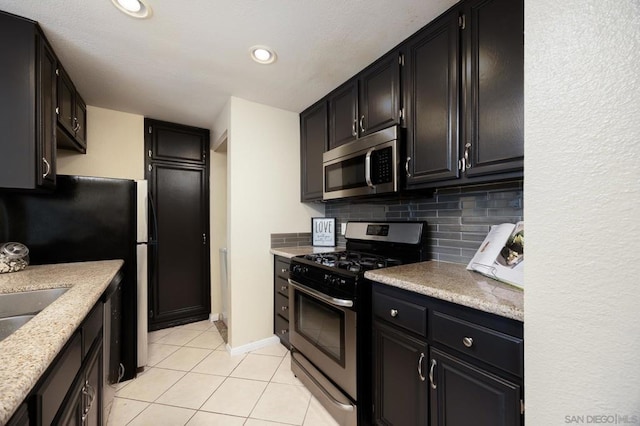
[0,288,69,342]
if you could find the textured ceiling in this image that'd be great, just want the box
[0,0,457,130]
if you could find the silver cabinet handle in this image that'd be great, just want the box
[463,142,472,169]
[429,358,437,389]
[281,268,288,273]
[72,117,80,133]
[352,119,357,137]
[281,305,288,311]
[365,147,375,189]
[203,233,207,244]
[359,115,365,133]
[280,329,288,334]
[463,337,473,348]
[280,285,287,292]
[390,309,398,318]
[418,352,426,381]
[405,157,411,178]
[42,157,51,178]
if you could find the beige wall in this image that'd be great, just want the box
[227,97,323,348]
[57,106,144,180]
[525,0,640,421]
[210,100,230,321]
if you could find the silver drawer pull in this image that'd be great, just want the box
[280,285,287,291]
[281,306,288,311]
[280,329,288,334]
[463,337,474,348]
[390,309,398,318]
[281,268,288,273]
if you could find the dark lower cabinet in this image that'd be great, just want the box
[273,256,291,348]
[373,321,428,426]
[371,282,524,426]
[429,347,521,426]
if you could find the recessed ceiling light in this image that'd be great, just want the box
[111,0,152,19]
[250,46,277,65]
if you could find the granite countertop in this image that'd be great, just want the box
[0,260,124,425]
[364,261,524,322]
[270,245,345,259]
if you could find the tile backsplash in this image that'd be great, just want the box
[325,180,523,265]
[270,232,312,248]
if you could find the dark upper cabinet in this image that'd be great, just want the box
[328,80,358,149]
[148,119,208,165]
[0,11,57,190]
[300,100,327,202]
[430,347,522,426]
[404,0,523,189]
[359,52,402,136]
[56,65,87,154]
[404,8,461,186]
[327,51,402,150]
[373,321,429,426]
[462,0,524,177]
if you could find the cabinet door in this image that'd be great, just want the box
[373,321,428,426]
[430,347,522,426]
[328,80,358,149]
[74,94,87,150]
[37,35,57,188]
[462,0,524,177]
[405,10,460,186]
[57,67,76,136]
[83,341,103,426]
[149,120,208,165]
[300,100,327,202]
[358,52,401,137]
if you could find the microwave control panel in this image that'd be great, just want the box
[372,147,393,184]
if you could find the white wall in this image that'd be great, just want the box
[525,0,640,422]
[57,106,144,180]
[227,97,323,347]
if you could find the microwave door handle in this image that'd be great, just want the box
[365,148,375,189]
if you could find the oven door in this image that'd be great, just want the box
[288,279,357,401]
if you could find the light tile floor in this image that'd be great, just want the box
[107,320,339,426]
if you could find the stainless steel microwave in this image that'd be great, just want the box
[323,126,399,200]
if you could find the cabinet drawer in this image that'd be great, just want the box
[275,313,289,339]
[373,290,427,337]
[275,258,291,279]
[275,292,290,321]
[275,276,289,297]
[82,302,103,358]
[431,311,523,377]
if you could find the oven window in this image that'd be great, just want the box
[325,154,366,192]
[295,292,346,366]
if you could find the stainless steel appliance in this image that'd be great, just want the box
[288,221,428,425]
[323,126,400,200]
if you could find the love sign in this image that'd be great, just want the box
[312,217,337,247]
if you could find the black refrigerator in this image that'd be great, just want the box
[0,175,138,381]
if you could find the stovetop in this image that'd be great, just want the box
[302,251,403,274]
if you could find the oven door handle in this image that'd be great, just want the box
[288,279,354,308]
[365,147,375,189]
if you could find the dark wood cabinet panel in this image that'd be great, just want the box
[373,321,429,426]
[273,256,291,348]
[149,163,210,328]
[359,52,401,137]
[405,10,460,185]
[0,12,57,190]
[328,80,358,149]
[300,100,327,202]
[149,120,208,164]
[430,347,522,426]
[56,66,87,154]
[462,0,524,177]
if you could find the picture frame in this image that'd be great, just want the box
[312,217,336,247]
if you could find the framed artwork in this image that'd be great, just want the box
[312,217,336,247]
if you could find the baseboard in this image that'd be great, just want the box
[226,335,280,356]
[209,313,220,322]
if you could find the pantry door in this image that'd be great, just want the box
[145,118,211,331]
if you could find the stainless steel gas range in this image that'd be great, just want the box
[288,221,429,426]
